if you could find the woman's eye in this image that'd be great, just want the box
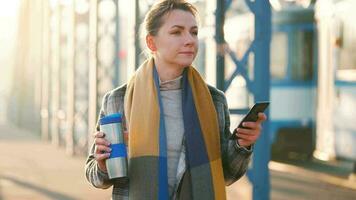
[192,31,198,36]
[171,31,181,35]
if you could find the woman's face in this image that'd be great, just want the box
[149,9,198,68]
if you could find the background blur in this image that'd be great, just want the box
[0,0,356,199]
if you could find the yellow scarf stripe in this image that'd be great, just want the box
[211,158,227,200]
[124,59,160,157]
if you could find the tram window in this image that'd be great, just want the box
[271,32,288,79]
[271,30,314,81]
[290,31,314,80]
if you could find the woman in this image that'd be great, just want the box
[85,0,267,199]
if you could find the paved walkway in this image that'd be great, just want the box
[0,123,355,200]
[0,124,111,200]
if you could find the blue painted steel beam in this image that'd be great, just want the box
[251,1,271,200]
[215,0,226,91]
[216,0,271,197]
[225,41,255,92]
[245,0,255,13]
[225,0,233,10]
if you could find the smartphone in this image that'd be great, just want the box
[229,101,270,140]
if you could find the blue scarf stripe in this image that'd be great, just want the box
[153,67,169,199]
[182,70,211,167]
[153,67,168,158]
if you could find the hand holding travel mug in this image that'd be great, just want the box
[99,113,128,179]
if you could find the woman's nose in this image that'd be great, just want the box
[184,33,196,46]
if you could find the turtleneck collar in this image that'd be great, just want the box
[159,75,183,91]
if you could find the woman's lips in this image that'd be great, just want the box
[179,51,194,55]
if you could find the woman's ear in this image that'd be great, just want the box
[146,35,157,52]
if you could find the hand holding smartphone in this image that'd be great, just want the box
[230,102,269,140]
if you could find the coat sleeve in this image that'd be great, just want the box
[84,92,114,189]
[219,94,253,186]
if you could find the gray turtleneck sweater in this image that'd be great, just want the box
[159,76,185,198]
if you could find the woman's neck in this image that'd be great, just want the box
[154,58,184,82]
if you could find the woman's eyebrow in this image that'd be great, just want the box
[170,25,198,30]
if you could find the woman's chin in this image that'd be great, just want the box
[176,59,194,67]
[179,63,193,68]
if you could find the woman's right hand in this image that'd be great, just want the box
[93,130,129,172]
[93,131,111,172]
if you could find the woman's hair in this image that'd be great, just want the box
[143,0,198,36]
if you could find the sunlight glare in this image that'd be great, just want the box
[0,0,20,17]
[0,0,20,95]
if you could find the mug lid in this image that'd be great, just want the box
[100,113,122,125]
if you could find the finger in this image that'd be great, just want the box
[237,132,258,141]
[95,145,112,154]
[95,137,111,146]
[237,128,260,139]
[236,128,254,135]
[236,125,262,134]
[238,128,261,139]
[257,113,267,123]
[93,131,106,138]
[237,139,253,147]
[95,152,110,161]
[123,130,129,144]
[240,122,262,131]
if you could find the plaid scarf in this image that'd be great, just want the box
[124,58,226,199]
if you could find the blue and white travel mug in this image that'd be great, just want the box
[99,113,127,179]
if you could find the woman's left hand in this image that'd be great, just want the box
[234,112,267,148]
